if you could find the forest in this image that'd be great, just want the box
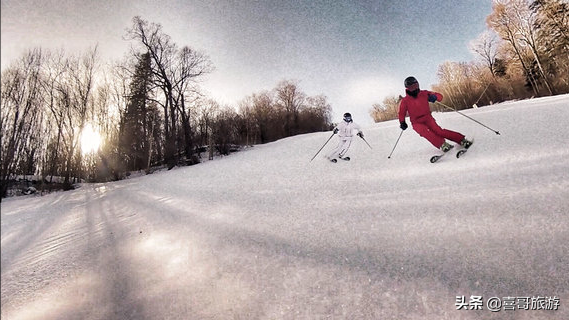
[2,0,568,199]
[370,0,569,122]
[0,17,333,198]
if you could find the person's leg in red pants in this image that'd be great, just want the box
[413,116,465,148]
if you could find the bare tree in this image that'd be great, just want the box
[54,47,99,186]
[370,95,401,123]
[237,98,257,146]
[125,16,213,169]
[487,0,551,95]
[40,49,69,183]
[212,106,239,156]
[249,91,275,144]
[511,0,554,94]
[196,99,220,160]
[275,80,306,136]
[470,30,501,77]
[300,94,332,132]
[174,46,214,164]
[437,61,479,108]
[126,17,178,168]
[1,49,45,198]
[532,0,569,90]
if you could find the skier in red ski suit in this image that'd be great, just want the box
[398,76,472,152]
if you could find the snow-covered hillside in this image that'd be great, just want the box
[2,94,569,320]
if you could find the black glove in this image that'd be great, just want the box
[357,132,363,138]
[400,121,408,130]
[428,94,438,103]
[333,128,339,134]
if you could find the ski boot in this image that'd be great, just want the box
[440,142,454,153]
[460,138,473,149]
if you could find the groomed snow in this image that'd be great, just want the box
[2,94,569,319]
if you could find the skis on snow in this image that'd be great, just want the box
[330,156,350,163]
[429,153,448,163]
[430,140,474,163]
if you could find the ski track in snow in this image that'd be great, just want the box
[2,94,569,319]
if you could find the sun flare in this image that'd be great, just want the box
[80,124,101,154]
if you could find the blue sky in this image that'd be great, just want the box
[1,0,492,124]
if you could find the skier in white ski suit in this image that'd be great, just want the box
[326,113,363,162]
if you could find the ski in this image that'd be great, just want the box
[430,145,454,163]
[430,153,447,163]
[430,139,474,163]
[456,138,474,159]
[430,155,441,163]
[456,149,468,158]
[329,156,350,163]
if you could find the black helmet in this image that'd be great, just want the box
[404,76,418,88]
[343,112,352,122]
[404,76,420,97]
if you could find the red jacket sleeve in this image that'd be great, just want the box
[398,99,408,123]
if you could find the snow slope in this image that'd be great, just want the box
[2,94,569,320]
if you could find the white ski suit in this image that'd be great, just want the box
[327,120,362,159]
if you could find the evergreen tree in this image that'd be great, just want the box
[119,52,153,171]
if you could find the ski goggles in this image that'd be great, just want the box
[405,82,419,92]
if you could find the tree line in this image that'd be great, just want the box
[1,16,332,198]
[370,0,569,122]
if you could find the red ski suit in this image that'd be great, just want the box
[398,90,464,148]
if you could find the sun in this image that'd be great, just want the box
[80,124,101,155]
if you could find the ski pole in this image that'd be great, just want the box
[310,132,335,162]
[387,130,404,159]
[435,101,501,135]
[360,136,373,149]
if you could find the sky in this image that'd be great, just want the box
[1,0,493,124]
